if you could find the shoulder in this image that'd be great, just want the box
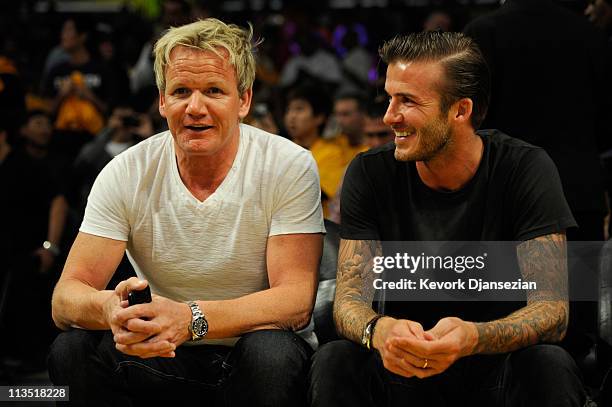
[240,123,314,168]
[103,131,171,172]
[480,128,543,155]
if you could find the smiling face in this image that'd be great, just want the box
[158,46,252,159]
[383,60,452,162]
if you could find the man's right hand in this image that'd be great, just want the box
[103,277,174,358]
[373,317,436,379]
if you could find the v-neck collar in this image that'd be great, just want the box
[168,130,244,208]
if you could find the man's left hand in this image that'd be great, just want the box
[113,294,193,359]
[387,317,478,378]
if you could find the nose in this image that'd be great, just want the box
[185,91,208,117]
[383,100,402,127]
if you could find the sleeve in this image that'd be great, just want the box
[79,156,130,241]
[269,150,325,236]
[510,148,577,241]
[340,155,380,240]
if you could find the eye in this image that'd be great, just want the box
[172,87,190,96]
[207,87,223,95]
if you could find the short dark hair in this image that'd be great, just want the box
[287,84,332,119]
[379,31,490,128]
[334,91,367,112]
[286,84,332,134]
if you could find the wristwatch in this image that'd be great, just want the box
[187,301,208,341]
[361,315,383,350]
[42,240,60,256]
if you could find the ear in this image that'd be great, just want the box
[238,87,253,120]
[158,91,166,118]
[451,98,473,126]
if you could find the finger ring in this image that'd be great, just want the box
[422,359,428,369]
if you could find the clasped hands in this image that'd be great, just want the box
[103,277,192,359]
[375,317,479,379]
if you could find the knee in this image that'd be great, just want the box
[509,344,585,405]
[47,330,98,384]
[511,344,579,378]
[311,340,363,379]
[232,330,311,378]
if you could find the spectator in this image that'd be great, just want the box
[285,84,344,216]
[363,96,395,149]
[0,111,68,370]
[333,92,369,161]
[71,103,152,216]
[48,18,323,405]
[337,26,372,94]
[279,30,342,90]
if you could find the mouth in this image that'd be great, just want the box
[184,124,214,133]
[393,129,415,139]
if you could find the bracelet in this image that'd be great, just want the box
[362,315,384,351]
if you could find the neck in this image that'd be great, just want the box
[415,129,483,192]
[174,133,239,202]
[25,142,48,159]
[347,132,364,147]
[295,131,320,150]
[70,47,89,65]
[111,129,132,143]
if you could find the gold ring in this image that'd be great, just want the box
[422,359,428,369]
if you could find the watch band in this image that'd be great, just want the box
[362,315,383,351]
[187,301,208,341]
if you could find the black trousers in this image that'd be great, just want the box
[48,329,311,407]
[309,340,586,407]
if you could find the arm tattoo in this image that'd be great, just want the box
[474,233,569,354]
[333,239,382,344]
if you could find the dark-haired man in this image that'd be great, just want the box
[309,31,585,406]
[285,84,346,216]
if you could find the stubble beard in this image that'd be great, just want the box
[394,116,451,162]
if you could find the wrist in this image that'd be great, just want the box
[463,321,480,356]
[371,316,394,352]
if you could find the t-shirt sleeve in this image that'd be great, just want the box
[269,150,325,236]
[340,154,380,240]
[79,156,130,241]
[510,148,577,241]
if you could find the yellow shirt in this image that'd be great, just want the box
[310,134,367,217]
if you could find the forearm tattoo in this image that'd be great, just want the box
[474,233,569,354]
[333,239,382,343]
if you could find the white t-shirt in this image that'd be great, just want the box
[81,124,325,345]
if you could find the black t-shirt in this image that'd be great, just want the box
[0,149,64,261]
[340,129,577,327]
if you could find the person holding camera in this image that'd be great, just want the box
[71,103,153,217]
[49,18,324,406]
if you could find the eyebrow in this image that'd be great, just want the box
[384,90,418,100]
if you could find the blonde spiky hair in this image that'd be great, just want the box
[153,18,257,95]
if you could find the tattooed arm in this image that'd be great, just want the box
[472,232,569,354]
[333,239,381,343]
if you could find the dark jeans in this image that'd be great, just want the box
[48,329,311,406]
[309,340,586,407]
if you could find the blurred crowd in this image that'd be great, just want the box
[0,0,611,381]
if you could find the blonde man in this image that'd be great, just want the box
[49,18,324,406]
